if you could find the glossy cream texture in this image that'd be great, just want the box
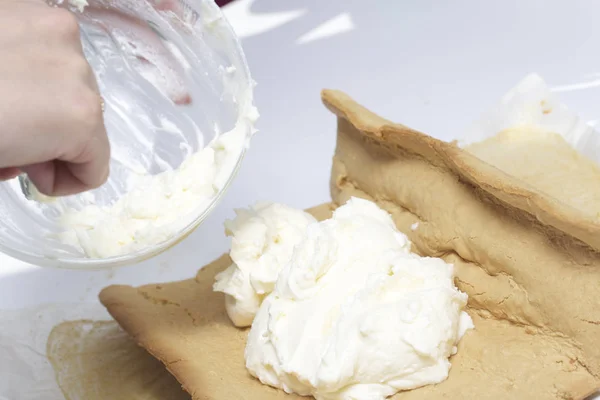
[243,198,473,400]
[213,203,317,327]
[57,109,257,258]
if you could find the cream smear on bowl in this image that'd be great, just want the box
[57,107,258,258]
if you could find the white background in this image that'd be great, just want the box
[2,0,600,312]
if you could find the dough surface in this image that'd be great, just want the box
[325,89,600,399]
[95,91,600,399]
[100,204,334,400]
[466,126,600,219]
[47,320,190,400]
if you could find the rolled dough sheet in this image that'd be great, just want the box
[95,91,600,400]
[466,126,600,220]
[325,89,600,398]
[99,214,598,398]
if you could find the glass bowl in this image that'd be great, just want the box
[0,0,256,269]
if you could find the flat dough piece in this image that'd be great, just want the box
[98,92,600,399]
[100,204,334,400]
[47,320,190,400]
[101,257,300,400]
[101,251,598,400]
[466,126,600,219]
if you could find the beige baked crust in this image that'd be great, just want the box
[100,254,598,400]
[466,127,600,219]
[97,91,600,399]
[324,89,600,399]
[324,91,600,252]
[99,205,333,400]
[47,320,190,400]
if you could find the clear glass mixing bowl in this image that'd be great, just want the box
[0,0,255,268]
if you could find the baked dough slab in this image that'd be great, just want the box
[100,251,599,400]
[98,92,600,399]
[47,320,190,400]
[99,205,334,400]
[466,127,600,220]
[100,222,598,398]
[324,90,600,398]
[100,256,302,400]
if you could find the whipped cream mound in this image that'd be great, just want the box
[242,198,473,400]
[57,118,254,259]
[213,203,316,327]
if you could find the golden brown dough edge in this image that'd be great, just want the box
[320,89,600,252]
[322,89,600,399]
[98,277,215,399]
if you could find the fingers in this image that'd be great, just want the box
[8,81,110,197]
[31,125,110,197]
[0,167,21,181]
[23,161,90,197]
[59,25,110,194]
[63,131,111,194]
[22,154,109,197]
[0,0,111,197]
[51,72,110,196]
[21,162,75,196]
[23,91,110,197]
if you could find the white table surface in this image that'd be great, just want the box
[0,2,599,395]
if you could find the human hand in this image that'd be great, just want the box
[0,0,110,196]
